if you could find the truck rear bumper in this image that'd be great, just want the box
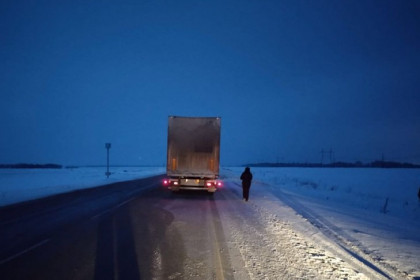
[169,186,216,192]
[162,178,222,193]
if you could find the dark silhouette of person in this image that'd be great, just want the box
[240,167,253,201]
[418,187,420,200]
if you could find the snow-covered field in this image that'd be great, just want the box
[0,167,165,207]
[0,166,419,279]
[226,167,420,279]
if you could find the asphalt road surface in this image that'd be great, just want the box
[0,175,236,280]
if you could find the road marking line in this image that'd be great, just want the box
[91,183,157,220]
[90,209,110,220]
[116,197,136,209]
[0,239,50,265]
[90,197,136,220]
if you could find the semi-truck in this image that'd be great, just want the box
[163,116,222,192]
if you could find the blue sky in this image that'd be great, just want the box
[1,0,419,166]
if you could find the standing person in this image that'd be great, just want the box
[240,167,253,202]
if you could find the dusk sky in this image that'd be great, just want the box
[1,1,419,166]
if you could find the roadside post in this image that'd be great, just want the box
[105,143,111,178]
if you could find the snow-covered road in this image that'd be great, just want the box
[132,180,381,279]
[211,181,386,279]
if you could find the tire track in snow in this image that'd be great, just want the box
[217,182,375,280]
[207,196,235,280]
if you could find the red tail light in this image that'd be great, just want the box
[205,180,223,188]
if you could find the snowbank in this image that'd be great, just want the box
[0,167,165,207]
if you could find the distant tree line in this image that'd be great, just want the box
[0,163,63,169]
[246,160,420,168]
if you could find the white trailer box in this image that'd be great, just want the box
[164,116,222,192]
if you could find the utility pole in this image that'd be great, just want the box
[321,148,334,164]
[105,143,111,178]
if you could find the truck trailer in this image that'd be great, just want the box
[163,116,222,192]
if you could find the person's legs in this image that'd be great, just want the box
[244,186,250,201]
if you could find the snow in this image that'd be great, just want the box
[0,166,419,279]
[213,184,374,279]
[224,167,420,279]
[0,167,165,207]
